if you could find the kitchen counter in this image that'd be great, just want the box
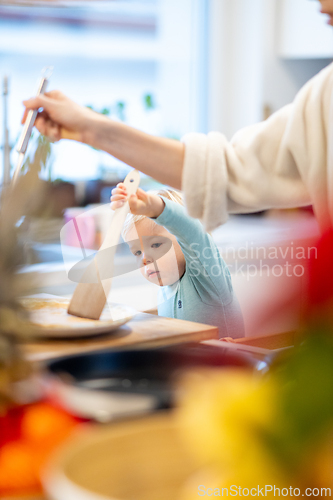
[21,311,219,362]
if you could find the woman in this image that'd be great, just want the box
[22,0,333,232]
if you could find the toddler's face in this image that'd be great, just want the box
[125,218,186,286]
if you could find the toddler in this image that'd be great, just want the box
[111,184,244,338]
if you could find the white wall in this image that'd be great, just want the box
[207,0,332,139]
[157,0,208,137]
[208,0,265,138]
[262,0,331,115]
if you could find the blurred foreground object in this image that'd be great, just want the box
[0,164,46,412]
[0,402,80,497]
[44,412,195,500]
[178,230,333,499]
[42,229,333,500]
[42,345,256,499]
[0,144,76,497]
[178,337,333,499]
[44,343,258,422]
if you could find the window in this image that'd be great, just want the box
[0,0,208,183]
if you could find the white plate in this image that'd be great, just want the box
[21,298,134,338]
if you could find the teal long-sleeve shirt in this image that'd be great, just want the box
[153,197,244,339]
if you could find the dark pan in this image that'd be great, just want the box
[44,342,260,421]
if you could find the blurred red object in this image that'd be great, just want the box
[307,229,333,313]
[0,401,85,497]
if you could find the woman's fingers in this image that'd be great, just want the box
[45,89,65,100]
[34,112,61,142]
[22,94,53,124]
[22,90,89,144]
[22,91,64,117]
[33,115,47,136]
[48,122,62,142]
[22,94,62,142]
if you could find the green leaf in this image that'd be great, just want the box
[143,93,155,110]
[115,101,126,121]
[263,330,333,475]
[101,107,111,116]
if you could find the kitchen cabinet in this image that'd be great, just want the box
[277,0,333,58]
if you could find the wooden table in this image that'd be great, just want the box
[21,312,219,362]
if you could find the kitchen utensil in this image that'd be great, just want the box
[68,170,140,320]
[21,297,134,338]
[44,343,258,421]
[2,75,10,186]
[12,66,53,185]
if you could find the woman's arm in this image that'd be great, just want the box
[88,118,184,189]
[182,63,333,232]
[22,91,184,189]
[23,62,333,233]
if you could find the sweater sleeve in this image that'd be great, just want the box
[153,196,233,303]
[154,196,215,259]
[181,63,333,232]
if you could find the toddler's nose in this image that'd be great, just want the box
[141,251,153,265]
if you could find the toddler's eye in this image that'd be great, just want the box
[134,250,142,257]
[151,243,162,249]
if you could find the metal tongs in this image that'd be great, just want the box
[12,66,53,185]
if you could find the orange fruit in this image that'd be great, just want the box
[21,403,77,446]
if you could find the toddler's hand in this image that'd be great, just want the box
[110,184,164,218]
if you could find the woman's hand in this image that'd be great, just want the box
[22,90,100,144]
[111,184,165,218]
[22,90,184,189]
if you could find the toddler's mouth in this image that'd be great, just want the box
[147,269,160,278]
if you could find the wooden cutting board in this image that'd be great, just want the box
[20,312,219,362]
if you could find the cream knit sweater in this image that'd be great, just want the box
[181,63,333,233]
